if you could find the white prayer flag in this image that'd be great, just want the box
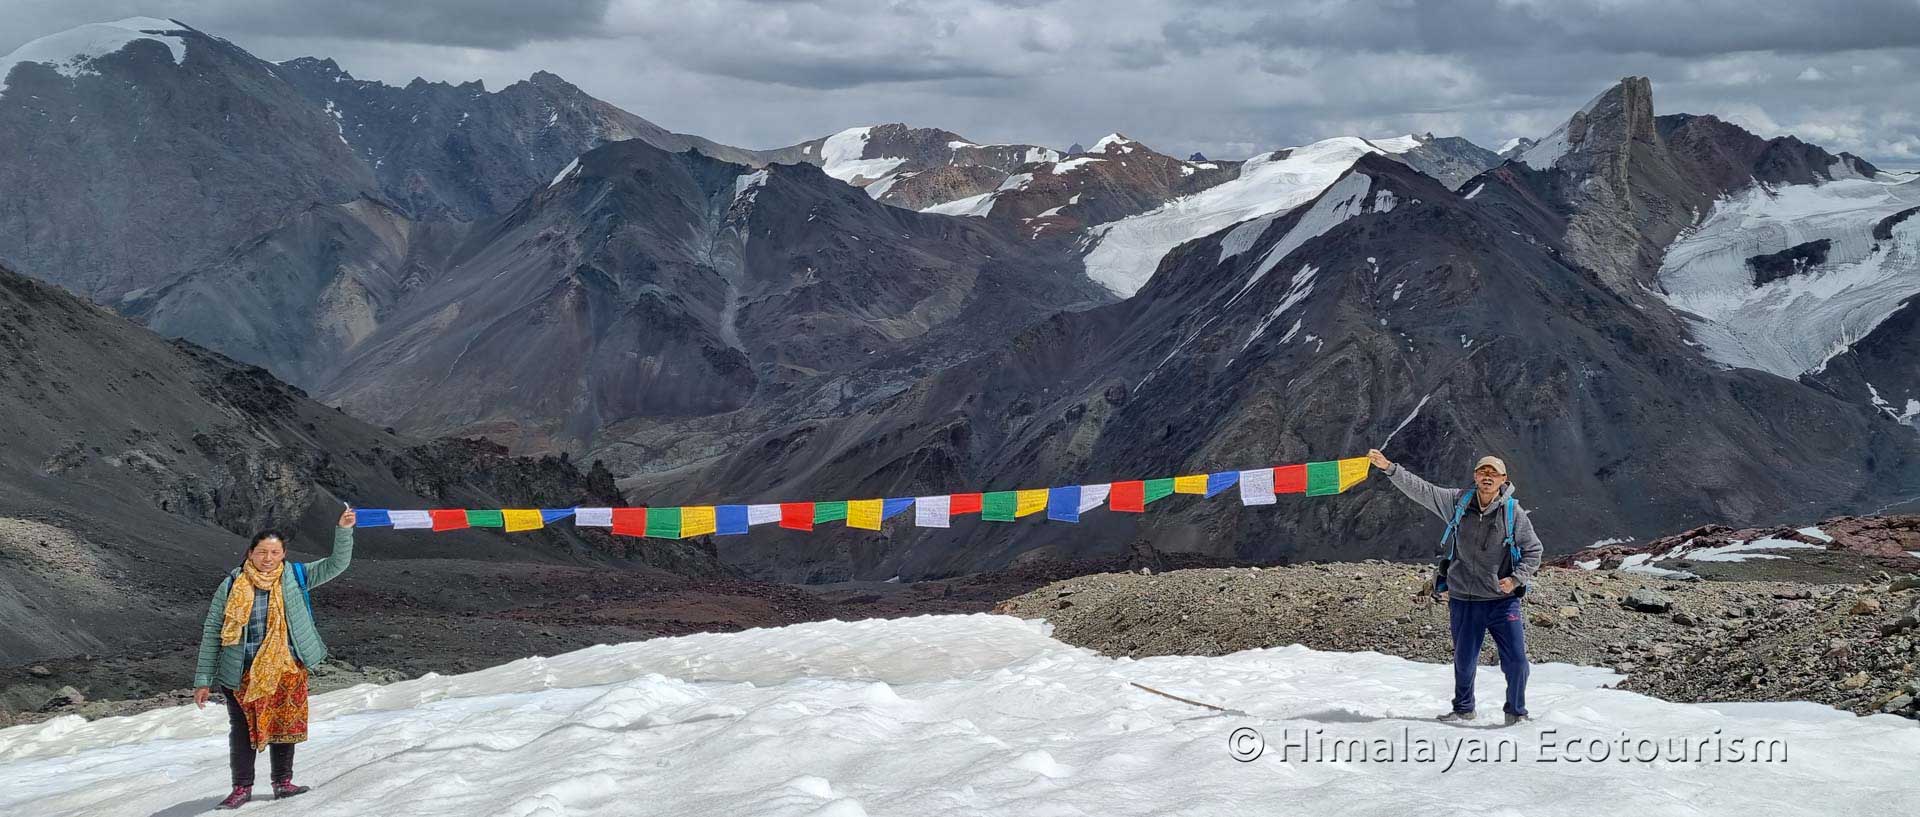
[574,507,613,527]
[1238,468,1276,505]
[389,510,434,529]
[747,504,782,525]
[1076,484,1111,513]
[914,495,951,528]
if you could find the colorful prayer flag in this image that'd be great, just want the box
[430,509,470,531]
[981,491,1017,522]
[1304,461,1341,496]
[914,495,951,528]
[611,508,647,537]
[1047,486,1081,522]
[574,508,613,527]
[1173,474,1208,494]
[814,501,848,524]
[1338,457,1370,492]
[882,498,914,519]
[747,504,782,526]
[1144,478,1175,505]
[501,509,544,532]
[645,507,682,539]
[717,505,751,535]
[1076,484,1111,513]
[1110,481,1146,512]
[540,508,576,525]
[1205,472,1239,497]
[1274,464,1308,494]
[848,499,884,530]
[682,506,718,537]
[354,509,392,528]
[467,510,505,528]
[1015,489,1049,517]
[950,493,983,515]
[780,503,814,531]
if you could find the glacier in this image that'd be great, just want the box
[1657,177,1920,377]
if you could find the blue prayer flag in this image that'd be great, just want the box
[1047,486,1081,523]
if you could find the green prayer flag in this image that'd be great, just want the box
[646,506,682,538]
[1143,478,1175,504]
[466,509,505,528]
[1304,461,1341,496]
[981,491,1017,521]
[814,501,848,524]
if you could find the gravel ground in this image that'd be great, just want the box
[995,562,1920,719]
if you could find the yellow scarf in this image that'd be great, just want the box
[218,561,299,703]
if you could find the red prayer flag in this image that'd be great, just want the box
[1109,481,1146,512]
[950,493,983,514]
[780,502,815,531]
[611,507,648,537]
[429,509,469,531]
[1274,464,1308,494]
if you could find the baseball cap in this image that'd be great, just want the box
[1474,456,1508,475]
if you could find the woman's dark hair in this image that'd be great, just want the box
[247,530,288,553]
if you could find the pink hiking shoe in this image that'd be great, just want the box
[215,785,251,809]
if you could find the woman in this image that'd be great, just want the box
[193,507,355,809]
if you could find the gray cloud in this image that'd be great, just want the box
[4,0,1916,164]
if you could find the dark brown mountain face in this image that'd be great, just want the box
[974,135,1242,230]
[316,138,1110,457]
[0,261,722,664]
[272,59,771,221]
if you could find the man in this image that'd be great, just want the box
[1368,449,1543,726]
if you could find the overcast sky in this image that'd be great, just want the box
[6,0,1919,163]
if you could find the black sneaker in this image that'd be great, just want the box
[1436,710,1476,722]
[1503,712,1531,727]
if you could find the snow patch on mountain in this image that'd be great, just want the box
[1092,133,1136,153]
[1519,88,1610,170]
[732,169,769,205]
[920,172,1034,218]
[1051,157,1106,174]
[1366,134,1423,153]
[1496,137,1527,154]
[2,17,187,92]
[8,614,1913,817]
[1083,138,1395,297]
[548,157,580,188]
[1657,177,1920,377]
[819,126,907,184]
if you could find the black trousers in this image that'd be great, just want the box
[222,689,293,787]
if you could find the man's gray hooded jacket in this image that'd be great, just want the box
[1384,464,1544,600]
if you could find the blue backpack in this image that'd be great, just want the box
[1432,492,1520,597]
[228,562,313,616]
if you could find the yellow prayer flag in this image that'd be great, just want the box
[501,509,544,532]
[682,506,718,537]
[1172,474,1208,494]
[1338,457,1370,492]
[1015,489,1049,517]
[847,499,884,530]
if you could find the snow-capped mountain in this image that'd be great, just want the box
[1080,136,1423,297]
[781,124,1061,210]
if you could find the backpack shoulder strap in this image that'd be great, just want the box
[291,561,313,613]
[1503,497,1520,563]
[1440,491,1474,559]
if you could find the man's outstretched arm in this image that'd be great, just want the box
[1368,449,1463,522]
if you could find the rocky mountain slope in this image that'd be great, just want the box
[0,261,729,667]
[0,17,769,369]
[996,545,1920,719]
